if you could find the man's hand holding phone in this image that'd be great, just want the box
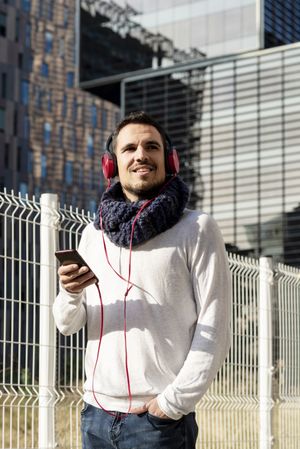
[55,250,98,294]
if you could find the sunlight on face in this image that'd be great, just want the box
[115,124,166,201]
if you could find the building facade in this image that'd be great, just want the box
[80,0,300,101]
[0,0,119,212]
[122,43,300,266]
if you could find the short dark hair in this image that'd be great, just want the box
[111,111,167,151]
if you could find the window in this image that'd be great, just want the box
[17,146,22,171]
[102,109,107,129]
[45,32,53,53]
[58,125,63,146]
[13,110,18,135]
[21,80,30,105]
[41,62,49,77]
[43,122,51,145]
[35,87,43,109]
[19,182,28,198]
[47,91,52,112]
[71,129,77,150]
[65,161,73,185]
[25,23,31,47]
[63,6,68,26]
[62,94,67,117]
[1,73,6,99]
[91,105,97,128]
[18,53,23,69]
[0,13,7,37]
[41,154,47,178]
[115,111,120,125]
[28,150,33,173]
[34,186,40,199]
[15,14,19,41]
[72,97,77,121]
[4,143,9,168]
[23,115,30,139]
[59,38,64,58]
[22,0,31,12]
[89,199,97,213]
[48,0,54,21]
[78,166,83,187]
[67,72,74,88]
[0,107,5,131]
[87,135,94,157]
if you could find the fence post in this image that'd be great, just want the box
[39,193,59,449]
[259,256,274,449]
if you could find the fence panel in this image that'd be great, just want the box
[0,190,41,449]
[1,190,300,449]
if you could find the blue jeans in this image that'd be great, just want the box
[81,403,198,449]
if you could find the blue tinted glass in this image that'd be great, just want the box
[67,72,74,87]
[58,126,63,146]
[65,161,73,185]
[24,115,30,139]
[87,135,94,157]
[21,80,29,105]
[41,154,47,178]
[44,122,51,145]
[41,62,49,77]
[78,166,83,187]
[19,182,28,197]
[34,186,40,199]
[47,92,52,112]
[22,0,30,12]
[71,130,77,150]
[89,199,96,213]
[28,150,33,173]
[45,31,53,53]
[25,23,31,47]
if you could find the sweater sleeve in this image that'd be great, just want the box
[157,214,231,420]
[52,229,88,336]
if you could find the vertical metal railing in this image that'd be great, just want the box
[1,189,300,448]
[259,257,274,449]
[39,194,59,449]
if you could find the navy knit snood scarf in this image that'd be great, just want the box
[94,176,189,248]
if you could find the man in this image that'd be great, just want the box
[53,111,231,449]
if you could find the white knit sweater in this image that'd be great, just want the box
[53,209,231,420]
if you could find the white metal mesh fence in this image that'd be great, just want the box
[0,190,299,449]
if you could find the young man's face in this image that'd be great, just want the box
[114,123,166,201]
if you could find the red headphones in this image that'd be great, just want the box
[101,132,180,180]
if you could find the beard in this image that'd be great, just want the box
[122,178,166,200]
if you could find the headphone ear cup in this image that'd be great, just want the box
[102,152,118,180]
[166,148,180,175]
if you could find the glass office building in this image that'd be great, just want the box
[80,0,300,102]
[0,0,119,211]
[122,43,300,266]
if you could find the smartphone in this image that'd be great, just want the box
[55,249,98,282]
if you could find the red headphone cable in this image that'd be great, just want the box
[91,175,177,417]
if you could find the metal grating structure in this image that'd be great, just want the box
[122,42,300,267]
[0,189,300,448]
